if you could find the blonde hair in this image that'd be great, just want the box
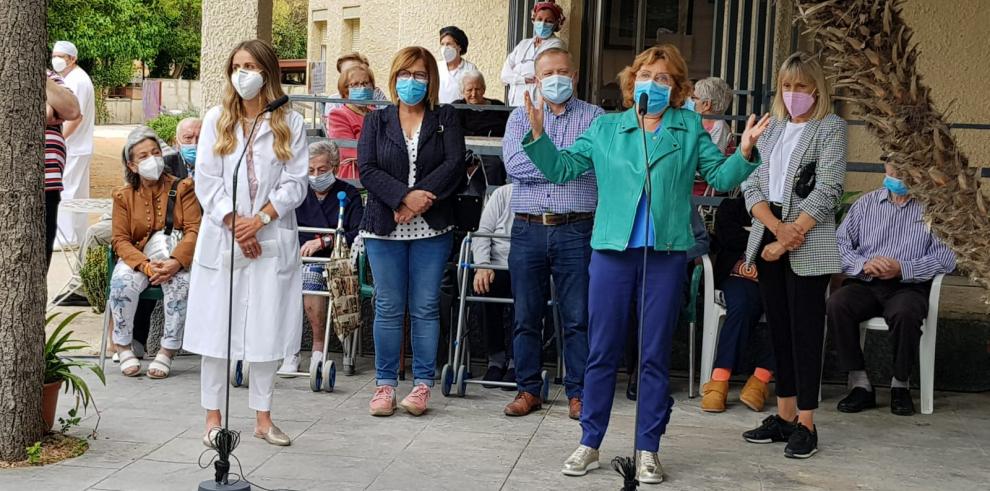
[618,44,691,109]
[771,52,833,121]
[338,64,376,98]
[387,47,440,110]
[215,40,293,162]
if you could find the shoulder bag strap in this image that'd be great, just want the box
[164,178,181,235]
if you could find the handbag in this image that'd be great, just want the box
[792,123,822,199]
[143,179,183,261]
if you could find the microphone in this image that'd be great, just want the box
[638,92,648,116]
[264,95,290,113]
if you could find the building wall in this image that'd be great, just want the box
[307,0,581,102]
[199,0,273,111]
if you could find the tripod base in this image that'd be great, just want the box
[198,480,250,491]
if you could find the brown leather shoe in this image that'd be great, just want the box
[504,392,542,416]
[568,397,582,420]
[701,380,728,413]
[739,375,770,412]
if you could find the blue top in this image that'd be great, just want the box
[627,123,664,248]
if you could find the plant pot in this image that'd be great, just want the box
[42,380,63,430]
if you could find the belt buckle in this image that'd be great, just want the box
[541,213,552,226]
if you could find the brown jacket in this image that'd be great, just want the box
[111,174,201,270]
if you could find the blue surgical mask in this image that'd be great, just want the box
[883,175,909,196]
[533,21,554,39]
[348,87,372,101]
[396,77,428,106]
[634,80,671,116]
[682,97,696,112]
[179,144,197,165]
[539,75,573,104]
[309,171,336,193]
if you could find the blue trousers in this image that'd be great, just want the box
[714,276,775,372]
[509,219,592,400]
[581,249,686,452]
[365,233,453,387]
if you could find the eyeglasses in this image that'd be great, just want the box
[347,81,372,89]
[397,70,429,83]
[636,71,674,85]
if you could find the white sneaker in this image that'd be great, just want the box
[277,353,300,378]
[309,351,324,373]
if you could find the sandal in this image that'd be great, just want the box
[203,426,221,448]
[118,350,141,377]
[147,352,173,379]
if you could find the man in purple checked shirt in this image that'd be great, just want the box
[827,163,956,417]
[500,47,604,419]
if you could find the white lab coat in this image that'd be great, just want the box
[182,106,309,362]
[438,58,478,104]
[500,36,566,107]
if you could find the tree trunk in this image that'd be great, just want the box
[0,0,49,462]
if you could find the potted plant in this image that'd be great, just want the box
[43,312,106,430]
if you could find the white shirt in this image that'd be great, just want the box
[768,121,807,203]
[61,66,96,156]
[500,36,566,107]
[438,58,478,104]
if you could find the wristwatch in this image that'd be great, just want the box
[256,211,272,226]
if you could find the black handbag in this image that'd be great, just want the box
[793,162,816,199]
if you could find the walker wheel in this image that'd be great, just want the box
[440,364,453,397]
[456,365,468,397]
[322,360,336,393]
[310,361,322,392]
[540,370,551,403]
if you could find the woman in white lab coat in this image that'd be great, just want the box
[500,0,567,107]
[184,39,308,447]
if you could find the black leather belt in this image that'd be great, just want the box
[514,212,594,226]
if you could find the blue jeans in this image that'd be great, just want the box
[581,249,685,452]
[714,276,774,372]
[508,218,592,400]
[365,233,453,387]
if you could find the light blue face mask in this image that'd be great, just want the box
[539,75,573,104]
[348,87,373,101]
[179,144,197,165]
[533,21,554,39]
[396,77,428,106]
[634,80,671,116]
[682,97,696,112]
[309,171,336,193]
[883,175,909,196]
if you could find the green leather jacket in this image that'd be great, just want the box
[522,107,760,252]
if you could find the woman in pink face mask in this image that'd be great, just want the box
[735,52,848,460]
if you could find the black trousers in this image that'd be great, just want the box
[828,279,931,382]
[45,190,61,270]
[477,269,513,363]
[756,253,830,411]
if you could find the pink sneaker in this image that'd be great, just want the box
[399,384,431,416]
[369,385,396,416]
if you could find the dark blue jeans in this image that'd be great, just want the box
[508,218,592,400]
[714,276,775,372]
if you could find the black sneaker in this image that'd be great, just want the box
[837,387,878,413]
[501,368,516,391]
[890,388,915,416]
[784,423,818,459]
[743,415,797,444]
[482,365,505,389]
[626,380,638,401]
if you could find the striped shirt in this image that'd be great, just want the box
[502,97,603,214]
[836,188,956,282]
[45,70,67,192]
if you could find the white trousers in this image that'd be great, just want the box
[200,356,278,412]
[109,260,190,350]
[57,153,92,246]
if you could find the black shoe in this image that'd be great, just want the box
[784,423,818,459]
[500,368,516,391]
[743,415,797,444]
[626,381,638,401]
[482,365,505,389]
[837,387,878,413]
[59,292,91,307]
[890,388,915,416]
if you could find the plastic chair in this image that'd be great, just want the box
[857,274,944,414]
[698,254,725,390]
[98,246,164,371]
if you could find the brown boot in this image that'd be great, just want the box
[739,375,770,412]
[568,397,582,420]
[504,392,542,416]
[701,380,728,413]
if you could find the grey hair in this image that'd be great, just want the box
[175,117,202,139]
[458,69,486,95]
[121,126,168,189]
[693,77,734,114]
[308,140,340,167]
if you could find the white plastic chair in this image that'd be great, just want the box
[699,254,724,390]
[857,274,944,414]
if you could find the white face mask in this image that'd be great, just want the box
[137,156,165,181]
[51,57,67,73]
[231,69,264,100]
[441,45,458,63]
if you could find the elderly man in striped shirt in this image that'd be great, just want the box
[501,47,603,419]
[827,163,956,416]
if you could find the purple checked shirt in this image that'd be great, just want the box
[837,188,956,282]
[502,97,604,214]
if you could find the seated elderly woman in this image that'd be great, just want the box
[110,126,201,378]
[280,140,364,375]
[452,69,510,186]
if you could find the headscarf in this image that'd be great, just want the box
[439,26,469,55]
[532,1,566,30]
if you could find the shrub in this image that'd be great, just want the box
[79,246,108,314]
[146,111,197,145]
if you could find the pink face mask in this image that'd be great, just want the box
[783,91,815,118]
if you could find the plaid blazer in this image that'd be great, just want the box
[741,113,848,276]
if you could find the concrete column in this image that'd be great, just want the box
[198,0,274,111]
